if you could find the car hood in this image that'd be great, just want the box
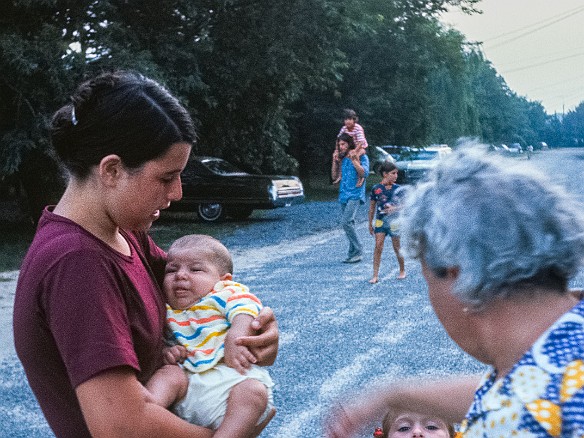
[396,160,439,170]
[219,173,301,184]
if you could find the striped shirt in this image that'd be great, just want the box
[338,123,368,148]
[166,280,262,373]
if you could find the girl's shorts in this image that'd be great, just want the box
[373,218,400,237]
[173,363,274,429]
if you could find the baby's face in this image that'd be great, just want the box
[387,412,450,438]
[163,248,226,310]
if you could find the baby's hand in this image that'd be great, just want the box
[224,343,257,375]
[163,345,188,365]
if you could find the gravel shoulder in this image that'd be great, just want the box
[3,150,584,437]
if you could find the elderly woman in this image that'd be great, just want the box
[325,148,584,437]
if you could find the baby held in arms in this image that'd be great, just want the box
[145,234,275,438]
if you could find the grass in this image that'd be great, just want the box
[0,223,35,272]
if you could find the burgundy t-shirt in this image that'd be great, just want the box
[13,208,167,437]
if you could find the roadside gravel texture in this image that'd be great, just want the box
[0,199,357,438]
[3,150,584,437]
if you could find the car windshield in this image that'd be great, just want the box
[400,150,439,161]
[200,158,246,175]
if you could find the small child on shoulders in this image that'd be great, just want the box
[333,108,368,187]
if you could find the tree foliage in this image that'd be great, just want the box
[0,0,579,223]
[562,102,584,147]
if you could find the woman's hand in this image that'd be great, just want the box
[324,395,385,438]
[224,314,258,374]
[325,376,480,438]
[235,307,279,366]
[382,204,397,215]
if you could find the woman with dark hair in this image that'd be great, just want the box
[326,148,584,437]
[13,71,278,438]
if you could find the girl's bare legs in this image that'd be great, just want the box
[369,233,386,284]
[391,236,406,279]
[214,379,270,438]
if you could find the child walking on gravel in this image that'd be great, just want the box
[368,161,406,283]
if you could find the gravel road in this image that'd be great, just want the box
[1,148,584,437]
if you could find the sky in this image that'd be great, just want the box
[441,0,584,115]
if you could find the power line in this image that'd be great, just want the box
[525,73,584,93]
[500,46,583,70]
[484,4,584,43]
[542,86,584,102]
[544,94,584,113]
[485,6,584,50]
[502,51,584,74]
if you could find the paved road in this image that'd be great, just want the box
[1,148,584,437]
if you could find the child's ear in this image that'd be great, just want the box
[221,273,233,281]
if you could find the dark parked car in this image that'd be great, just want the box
[169,156,304,222]
[395,145,452,184]
[370,145,399,175]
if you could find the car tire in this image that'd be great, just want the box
[197,203,225,222]
[226,206,254,220]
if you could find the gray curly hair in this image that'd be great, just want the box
[400,146,584,306]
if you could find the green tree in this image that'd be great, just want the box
[562,102,584,147]
[287,0,482,177]
[191,0,348,174]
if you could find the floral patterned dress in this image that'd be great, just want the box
[460,300,584,438]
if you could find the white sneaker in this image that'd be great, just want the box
[342,255,362,263]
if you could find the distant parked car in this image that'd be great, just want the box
[499,144,510,154]
[379,145,411,161]
[371,146,397,175]
[395,145,452,184]
[488,144,510,155]
[488,144,503,153]
[168,156,304,222]
[507,143,523,154]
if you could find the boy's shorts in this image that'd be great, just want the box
[173,363,274,429]
[373,217,400,237]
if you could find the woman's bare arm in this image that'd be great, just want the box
[324,375,480,438]
[76,367,214,438]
